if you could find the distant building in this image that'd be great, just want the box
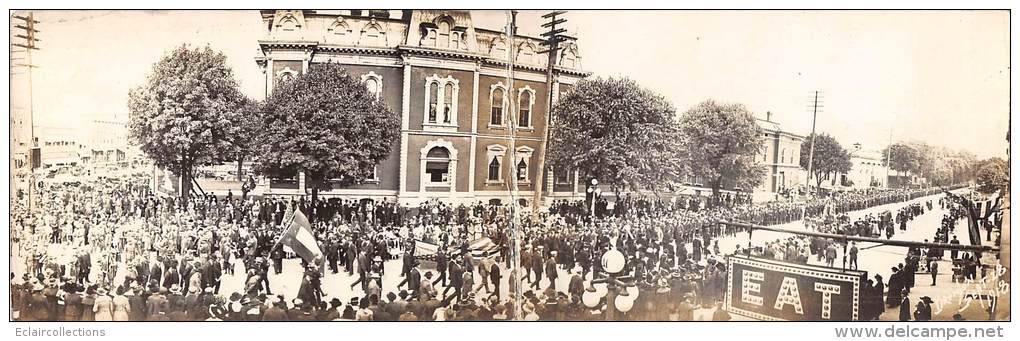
[679,111,804,203]
[86,117,132,165]
[753,112,804,201]
[840,143,889,189]
[36,125,85,167]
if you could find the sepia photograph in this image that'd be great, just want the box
[4,4,1012,331]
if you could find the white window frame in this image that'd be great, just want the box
[515,146,534,184]
[365,165,379,183]
[485,144,507,185]
[419,139,458,191]
[517,85,536,129]
[423,74,459,130]
[488,82,508,128]
[361,71,383,101]
[275,67,299,87]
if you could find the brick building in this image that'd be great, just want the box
[254,10,589,206]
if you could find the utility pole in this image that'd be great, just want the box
[532,10,567,215]
[12,12,41,210]
[804,91,822,196]
[503,10,524,321]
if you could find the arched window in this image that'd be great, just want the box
[518,88,534,128]
[364,78,380,100]
[425,147,451,184]
[487,156,501,181]
[423,75,459,128]
[443,83,454,124]
[515,147,534,183]
[516,158,529,181]
[361,72,383,101]
[437,21,451,48]
[428,82,439,123]
[490,87,505,126]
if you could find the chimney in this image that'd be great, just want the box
[765,111,772,122]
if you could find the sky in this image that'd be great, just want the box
[10,10,1010,159]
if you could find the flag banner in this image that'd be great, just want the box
[467,237,500,260]
[278,209,323,264]
[414,239,440,260]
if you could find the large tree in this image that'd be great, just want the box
[799,133,852,189]
[547,77,687,194]
[882,143,921,177]
[678,100,766,200]
[128,45,246,204]
[224,99,261,182]
[253,62,400,207]
[974,157,1008,195]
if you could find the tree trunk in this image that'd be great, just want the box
[236,157,244,182]
[815,171,824,191]
[310,186,319,224]
[711,176,723,203]
[180,166,192,206]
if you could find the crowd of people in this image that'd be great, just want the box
[9,166,967,321]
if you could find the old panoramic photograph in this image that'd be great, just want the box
[7,9,1010,324]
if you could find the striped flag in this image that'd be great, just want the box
[467,237,500,259]
[277,209,323,264]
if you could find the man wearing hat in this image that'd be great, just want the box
[261,296,289,321]
[26,283,49,321]
[145,287,170,321]
[128,286,147,321]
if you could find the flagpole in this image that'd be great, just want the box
[271,207,297,251]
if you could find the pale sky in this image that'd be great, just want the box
[11,10,1010,158]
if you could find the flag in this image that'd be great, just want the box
[467,237,500,260]
[278,209,323,264]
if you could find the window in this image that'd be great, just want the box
[428,82,439,123]
[485,145,507,184]
[554,168,571,185]
[437,21,451,48]
[518,87,535,128]
[515,147,534,183]
[443,83,454,124]
[367,165,379,181]
[516,158,529,181]
[487,157,501,181]
[423,75,459,127]
[425,147,451,184]
[490,85,505,126]
[781,149,786,164]
[361,72,383,101]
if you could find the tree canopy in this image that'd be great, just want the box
[800,133,852,188]
[127,44,247,203]
[882,143,921,176]
[974,157,1008,195]
[677,100,766,198]
[252,62,400,201]
[547,77,687,194]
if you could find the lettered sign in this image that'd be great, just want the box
[725,256,867,321]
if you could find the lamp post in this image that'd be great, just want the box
[581,248,637,320]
